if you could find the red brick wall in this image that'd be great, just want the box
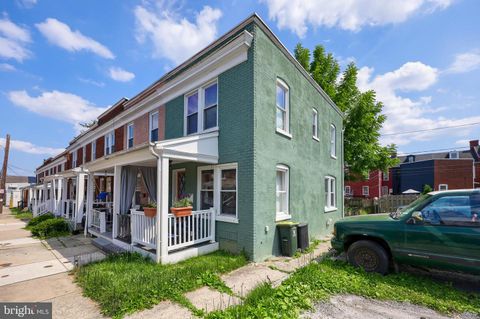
[85,143,91,162]
[77,148,83,166]
[133,113,149,145]
[434,159,474,190]
[115,126,124,153]
[475,162,480,188]
[96,136,104,158]
[345,170,382,198]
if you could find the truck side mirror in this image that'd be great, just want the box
[407,211,423,225]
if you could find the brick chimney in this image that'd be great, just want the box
[470,140,479,148]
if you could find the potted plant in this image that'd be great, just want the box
[143,202,157,218]
[170,194,193,217]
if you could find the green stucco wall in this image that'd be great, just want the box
[251,25,344,260]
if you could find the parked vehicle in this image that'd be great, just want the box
[332,189,480,275]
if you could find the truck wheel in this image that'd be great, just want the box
[347,240,390,275]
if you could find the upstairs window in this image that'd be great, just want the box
[312,109,318,140]
[150,111,159,142]
[276,79,289,134]
[362,186,369,196]
[330,124,337,158]
[185,81,218,135]
[439,184,448,191]
[105,131,115,155]
[92,140,96,160]
[127,123,134,149]
[449,151,459,159]
[325,176,336,210]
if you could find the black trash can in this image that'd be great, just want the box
[297,223,309,252]
[277,222,299,257]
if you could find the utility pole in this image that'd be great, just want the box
[0,134,10,214]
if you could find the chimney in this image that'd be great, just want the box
[470,140,479,148]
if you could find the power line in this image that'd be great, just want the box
[382,122,480,136]
[397,147,470,156]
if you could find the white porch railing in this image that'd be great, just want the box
[62,200,76,220]
[90,209,106,233]
[37,201,48,216]
[131,210,156,249]
[168,209,215,251]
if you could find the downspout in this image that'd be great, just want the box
[149,143,162,263]
[342,128,345,219]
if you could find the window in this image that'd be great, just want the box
[312,109,318,140]
[383,171,389,181]
[150,112,159,142]
[449,151,459,159]
[407,155,415,163]
[127,123,134,149]
[92,140,96,160]
[197,163,238,222]
[362,186,369,196]
[330,124,336,158]
[345,186,352,196]
[105,131,115,155]
[200,169,214,210]
[185,81,218,135]
[382,186,389,196]
[419,194,480,227]
[276,165,289,220]
[439,184,448,191]
[276,79,289,134]
[72,151,77,168]
[325,176,336,210]
[220,167,237,217]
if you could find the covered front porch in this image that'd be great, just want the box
[85,132,220,263]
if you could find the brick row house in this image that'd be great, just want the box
[27,14,344,264]
[345,140,480,198]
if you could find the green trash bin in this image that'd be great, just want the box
[277,222,299,257]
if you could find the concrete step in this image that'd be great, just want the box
[91,237,126,255]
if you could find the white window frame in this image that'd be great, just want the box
[407,155,415,163]
[92,140,96,160]
[439,184,448,191]
[105,131,115,156]
[276,164,290,221]
[184,80,218,136]
[362,186,369,196]
[383,171,389,181]
[149,111,159,142]
[325,176,337,211]
[72,150,77,168]
[449,151,459,159]
[127,122,134,149]
[197,163,238,223]
[330,124,337,158]
[275,79,291,138]
[381,186,389,196]
[312,108,319,141]
[345,185,351,196]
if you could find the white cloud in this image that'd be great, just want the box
[134,2,222,64]
[36,18,115,59]
[262,0,453,37]
[16,0,38,8]
[0,16,31,61]
[358,61,480,146]
[455,139,470,146]
[0,63,16,71]
[0,138,64,156]
[7,89,107,132]
[78,77,105,87]
[108,67,135,82]
[446,50,480,73]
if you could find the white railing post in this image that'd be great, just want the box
[209,208,215,242]
[100,211,106,233]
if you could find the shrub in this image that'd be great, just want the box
[26,213,54,229]
[30,218,70,238]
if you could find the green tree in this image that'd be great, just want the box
[294,44,398,179]
[422,184,433,194]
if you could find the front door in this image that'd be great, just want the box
[401,193,480,273]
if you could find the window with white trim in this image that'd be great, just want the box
[383,171,389,181]
[150,111,159,142]
[312,109,318,139]
[439,184,448,191]
[381,186,388,196]
[127,123,134,149]
[220,167,237,217]
[449,151,459,159]
[185,81,218,135]
[72,151,77,168]
[362,186,369,196]
[330,124,336,158]
[200,169,214,210]
[92,140,96,160]
[345,185,352,196]
[325,176,336,210]
[276,165,289,220]
[105,131,115,155]
[276,79,289,134]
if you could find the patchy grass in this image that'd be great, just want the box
[10,207,33,220]
[30,218,70,239]
[26,213,54,229]
[207,259,480,319]
[75,251,248,318]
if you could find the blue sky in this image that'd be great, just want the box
[0,0,479,176]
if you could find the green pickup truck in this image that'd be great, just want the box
[331,189,480,275]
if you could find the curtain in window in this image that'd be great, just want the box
[119,166,138,214]
[140,166,157,203]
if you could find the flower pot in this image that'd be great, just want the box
[170,206,193,217]
[143,207,157,218]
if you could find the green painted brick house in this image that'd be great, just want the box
[33,14,344,264]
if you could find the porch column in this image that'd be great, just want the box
[85,173,94,236]
[42,182,47,210]
[51,179,57,215]
[27,187,33,211]
[55,178,63,216]
[75,173,86,224]
[112,165,121,239]
[156,156,169,263]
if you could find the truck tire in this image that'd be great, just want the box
[347,240,390,275]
